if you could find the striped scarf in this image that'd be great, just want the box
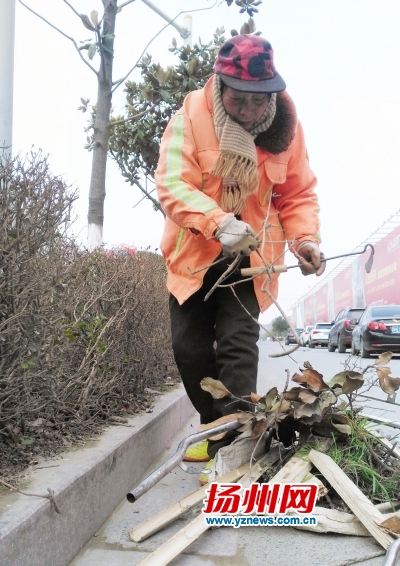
[210,74,277,214]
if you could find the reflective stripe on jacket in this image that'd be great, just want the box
[155,76,321,312]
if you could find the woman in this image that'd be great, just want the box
[155,34,325,483]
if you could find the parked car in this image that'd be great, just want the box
[284,328,304,345]
[351,305,400,358]
[309,322,333,348]
[299,325,314,346]
[327,307,366,353]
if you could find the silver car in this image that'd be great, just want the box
[300,325,314,346]
[309,322,333,348]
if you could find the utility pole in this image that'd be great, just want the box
[0,0,16,152]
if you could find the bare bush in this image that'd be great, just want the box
[0,153,177,479]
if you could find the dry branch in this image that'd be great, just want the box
[309,449,395,549]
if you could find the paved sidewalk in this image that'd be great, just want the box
[70,414,386,566]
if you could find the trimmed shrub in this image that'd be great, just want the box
[0,152,177,478]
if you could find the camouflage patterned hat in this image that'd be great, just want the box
[215,34,286,93]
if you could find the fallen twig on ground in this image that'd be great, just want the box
[0,478,61,514]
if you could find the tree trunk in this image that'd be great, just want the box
[87,0,117,249]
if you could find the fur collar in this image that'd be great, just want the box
[255,91,297,154]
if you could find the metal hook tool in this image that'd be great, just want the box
[241,243,375,277]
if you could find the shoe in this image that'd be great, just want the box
[183,440,210,462]
[199,459,214,486]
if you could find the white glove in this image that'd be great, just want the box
[296,241,326,276]
[215,214,258,258]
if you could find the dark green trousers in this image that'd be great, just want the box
[169,256,260,458]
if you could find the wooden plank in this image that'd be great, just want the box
[128,462,250,542]
[130,446,282,542]
[301,473,328,499]
[135,447,282,566]
[271,454,312,483]
[135,443,332,565]
[292,506,369,536]
[309,449,395,549]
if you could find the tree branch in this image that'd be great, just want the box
[132,178,164,216]
[18,0,98,75]
[109,103,159,127]
[111,1,218,92]
[62,0,81,19]
[0,478,61,514]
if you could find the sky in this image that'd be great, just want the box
[12,0,400,324]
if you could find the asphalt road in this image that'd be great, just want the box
[257,340,400,438]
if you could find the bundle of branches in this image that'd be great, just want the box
[0,153,177,480]
[200,351,400,504]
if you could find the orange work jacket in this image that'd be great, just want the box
[155,76,321,313]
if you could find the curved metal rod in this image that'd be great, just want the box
[287,243,375,272]
[383,539,400,566]
[126,419,240,503]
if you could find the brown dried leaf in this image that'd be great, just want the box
[341,378,364,394]
[376,367,400,394]
[269,398,291,414]
[298,389,319,404]
[330,413,351,425]
[250,392,262,403]
[319,391,337,413]
[328,371,364,394]
[311,418,341,437]
[282,387,303,402]
[294,391,336,419]
[292,369,329,392]
[251,420,268,439]
[237,412,255,424]
[255,412,267,421]
[291,372,306,386]
[200,377,231,399]
[265,387,278,410]
[198,414,238,432]
[327,371,363,388]
[293,401,317,418]
[331,422,351,435]
[198,413,239,441]
[374,351,393,367]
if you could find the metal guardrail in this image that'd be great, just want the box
[357,387,400,429]
[383,540,400,566]
[358,393,400,407]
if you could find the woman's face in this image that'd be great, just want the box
[221,87,270,131]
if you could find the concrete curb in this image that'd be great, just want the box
[0,385,194,566]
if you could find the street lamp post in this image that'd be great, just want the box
[140,0,191,42]
[0,0,16,152]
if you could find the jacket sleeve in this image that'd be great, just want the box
[155,110,227,239]
[272,121,321,251]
